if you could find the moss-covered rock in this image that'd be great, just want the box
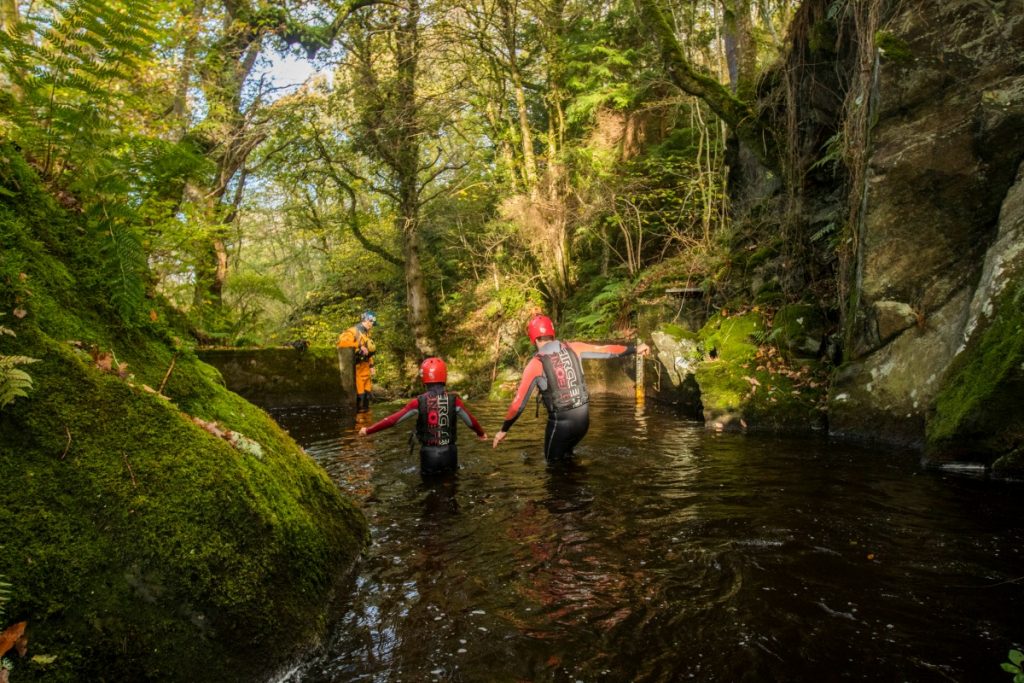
[926,278,1024,470]
[694,310,827,432]
[924,161,1024,472]
[0,147,368,681]
[771,304,826,360]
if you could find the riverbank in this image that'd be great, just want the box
[0,147,368,682]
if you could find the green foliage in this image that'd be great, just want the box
[222,269,290,345]
[0,576,9,620]
[1003,649,1024,683]
[0,316,40,410]
[809,130,845,176]
[567,278,630,338]
[0,0,162,187]
[0,353,40,410]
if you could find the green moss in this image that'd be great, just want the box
[745,244,778,270]
[875,30,914,63]
[699,310,763,363]
[657,323,698,343]
[927,278,1024,465]
[694,310,826,431]
[772,304,826,359]
[0,146,368,681]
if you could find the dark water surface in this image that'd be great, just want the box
[271,397,1023,682]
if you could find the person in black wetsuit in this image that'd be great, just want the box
[492,314,649,460]
[359,357,488,475]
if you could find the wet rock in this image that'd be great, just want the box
[872,301,918,344]
[650,325,703,416]
[926,162,1024,470]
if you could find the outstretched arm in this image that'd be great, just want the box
[454,397,487,440]
[492,358,543,448]
[358,398,418,436]
[569,341,650,359]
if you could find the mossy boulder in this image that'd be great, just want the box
[0,148,368,681]
[694,310,827,432]
[771,304,827,360]
[925,165,1024,472]
[926,278,1024,470]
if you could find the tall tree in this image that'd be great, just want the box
[634,0,781,174]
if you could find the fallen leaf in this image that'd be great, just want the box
[149,309,158,322]
[12,307,26,319]
[0,621,27,658]
[95,353,113,372]
[18,272,27,281]
[117,362,130,379]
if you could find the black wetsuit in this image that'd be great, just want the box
[363,384,486,474]
[501,340,636,460]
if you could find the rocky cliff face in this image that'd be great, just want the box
[824,0,1024,465]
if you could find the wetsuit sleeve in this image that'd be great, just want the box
[569,341,635,359]
[364,398,419,434]
[336,328,358,349]
[500,358,544,433]
[454,397,486,437]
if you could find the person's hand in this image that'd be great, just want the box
[478,432,488,441]
[359,344,369,355]
[492,431,507,449]
[636,342,651,357]
[358,427,368,436]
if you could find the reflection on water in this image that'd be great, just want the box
[271,397,1024,682]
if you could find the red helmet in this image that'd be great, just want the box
[527,315,555,344]
[420,357,447,383]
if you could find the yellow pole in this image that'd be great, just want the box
[635,338,645,407]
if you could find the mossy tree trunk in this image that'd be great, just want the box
[633,0,782,176]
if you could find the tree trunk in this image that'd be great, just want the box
[721,0,757,100]
[634,0,781,175]
[396,0,436,355]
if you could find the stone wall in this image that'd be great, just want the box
[199,347,356,410]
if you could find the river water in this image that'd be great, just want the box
[271,397,1023,682]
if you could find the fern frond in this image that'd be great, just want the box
[0,577,10,620]
[0,354,40,409]
[100,217,146,326]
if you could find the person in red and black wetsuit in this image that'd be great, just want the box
[492,314,650,461]
[359,357,488,475]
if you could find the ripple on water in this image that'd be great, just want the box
[268,398,1024,683]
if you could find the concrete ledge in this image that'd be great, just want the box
[198,347,356,410]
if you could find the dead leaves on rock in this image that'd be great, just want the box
[190,417,264,459]
[0,620,28,661]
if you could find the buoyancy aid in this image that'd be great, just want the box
[349,325,376,364]
[416,391,457,447]
[536,344,589,413]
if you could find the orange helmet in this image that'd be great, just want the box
[527,315,555,344]
[420,357,447,383]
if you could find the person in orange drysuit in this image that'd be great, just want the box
[337,310,378,411]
